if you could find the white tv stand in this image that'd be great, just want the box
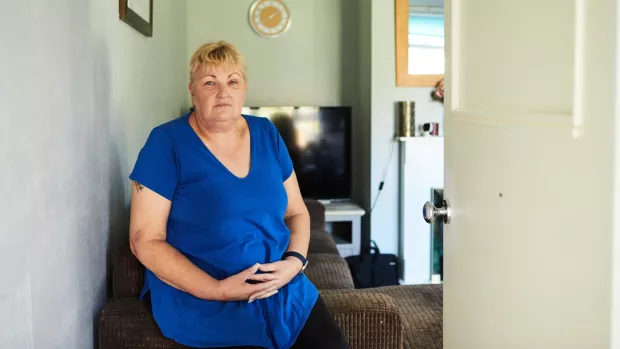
[320,201,365,257]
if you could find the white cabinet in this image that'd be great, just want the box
[399,137,444,284]
[322,201,365,258]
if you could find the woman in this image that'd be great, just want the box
[128,41,349,349]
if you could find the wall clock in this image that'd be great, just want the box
[249,0,291,38]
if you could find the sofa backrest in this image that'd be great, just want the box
[112,200,328,299]
[304,199,325,230]
[112,244,144,298]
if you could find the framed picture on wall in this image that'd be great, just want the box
[119,0,153,37]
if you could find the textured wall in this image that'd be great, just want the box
[0,0,188,348]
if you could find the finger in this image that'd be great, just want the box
[247,273,279,282]
[249,279,279,293]
[241,263,261,279]
[257,263,278,272]
[250,286,279,301]
[249,283,281,302]
[247,280,279,299]
[254,289,278,301]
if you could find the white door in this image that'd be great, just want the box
[441,0,619,348]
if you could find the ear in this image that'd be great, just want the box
[188,82,194,96]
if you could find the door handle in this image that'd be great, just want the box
[423,199,451,224]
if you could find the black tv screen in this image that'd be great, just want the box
[241,106,351,200]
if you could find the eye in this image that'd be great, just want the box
[229,79,239,85]
[204,81,215,86]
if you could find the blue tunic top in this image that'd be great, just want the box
[129,113,319,349]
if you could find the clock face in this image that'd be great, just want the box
[249,0,291,38]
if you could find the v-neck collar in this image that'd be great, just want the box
[185,113,254,180]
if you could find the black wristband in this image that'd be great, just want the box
[282,251,307,274]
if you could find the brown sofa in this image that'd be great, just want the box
[98,200,442,349]
[303,201,443,349]
[99,200,402,349]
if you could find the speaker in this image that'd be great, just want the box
[397,101,415,138]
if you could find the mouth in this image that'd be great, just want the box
[215,103,232,107]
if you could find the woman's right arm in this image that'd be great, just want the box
[129,181,278,301]
[129,180,224,300]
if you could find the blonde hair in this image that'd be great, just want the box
[189,41,247,84]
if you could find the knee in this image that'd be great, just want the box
[324,329,349,349]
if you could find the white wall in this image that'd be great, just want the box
[0,0,188,347]
[369,0,444,255]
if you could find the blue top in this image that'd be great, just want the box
[129,113,319,349]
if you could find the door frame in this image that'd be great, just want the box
[612,1,620,345]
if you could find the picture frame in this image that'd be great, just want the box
[119,0,153,37]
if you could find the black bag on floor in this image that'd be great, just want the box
[345,241,399,288]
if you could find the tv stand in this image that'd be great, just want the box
[317,198,350,205]
[322,201,365,257]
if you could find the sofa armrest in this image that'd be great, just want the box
[321,291,403,349]
[98,298,185,349]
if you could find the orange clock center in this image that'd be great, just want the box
[259,7,282,28]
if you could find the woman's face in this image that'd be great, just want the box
[190,64,247,122]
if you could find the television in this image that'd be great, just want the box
[241,106,352,201]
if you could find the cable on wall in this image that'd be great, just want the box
[369,135,398,213]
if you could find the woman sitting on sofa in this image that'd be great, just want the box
[128,40,348,349]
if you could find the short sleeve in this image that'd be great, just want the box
[271,122,294,181]
[129,127,178,201]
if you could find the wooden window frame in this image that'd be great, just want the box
[395,0,444,87]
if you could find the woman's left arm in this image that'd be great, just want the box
[247,171,310,301]
[282,171,311,259]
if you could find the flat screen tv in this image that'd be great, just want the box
[241,106,352,201]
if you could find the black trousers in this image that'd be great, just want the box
[210,296,349,349]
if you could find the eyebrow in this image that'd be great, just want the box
[198,72,242,80]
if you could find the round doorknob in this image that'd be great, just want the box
[423,199,451,224]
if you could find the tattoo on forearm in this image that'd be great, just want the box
[133,181,144,193]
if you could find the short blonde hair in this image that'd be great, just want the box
[189,41,247,84]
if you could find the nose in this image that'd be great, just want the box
[216,83,230,99]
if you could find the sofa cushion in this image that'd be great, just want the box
[305,253,355,290]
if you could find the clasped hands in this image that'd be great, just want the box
[215,258,302,303]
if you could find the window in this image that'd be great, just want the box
[408,12,444,75]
